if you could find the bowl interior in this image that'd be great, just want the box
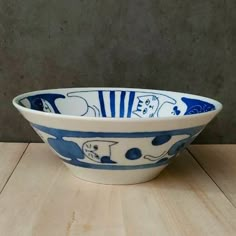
[15,88,221,118]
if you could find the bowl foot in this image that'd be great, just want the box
[64,163,167,185]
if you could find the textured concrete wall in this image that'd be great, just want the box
[0,0,235,143]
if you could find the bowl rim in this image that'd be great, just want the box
[12,87,223,122]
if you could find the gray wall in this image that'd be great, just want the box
[0,0,235,143]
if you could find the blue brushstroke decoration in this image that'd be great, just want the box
[19,93,65,113]
[127,91,135,117]
[98,91,106,117]
[152,135,172,146]
[120,91,126,118]
[110,91,116,117]
[101,156,117,164]
[172,106,181,115]
[48,138,84,161]
[182,97,215,115]
[31,123,204,170]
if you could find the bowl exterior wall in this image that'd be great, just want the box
[14,102,220,184]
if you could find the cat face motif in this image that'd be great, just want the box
[19,94,65,114]
[40,99,54,112]
[133,95,159,118]
[82,140,117,163]
[20,98,54,113]
[32,98,54,113]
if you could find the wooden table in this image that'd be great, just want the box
[0,143,235,236]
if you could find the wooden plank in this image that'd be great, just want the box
[189,145,236,207]
[0,143,28,192]
[0,143,236,236]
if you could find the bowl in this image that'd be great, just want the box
[13,88,222,184]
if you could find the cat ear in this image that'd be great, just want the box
[132,110,142,117]
[136,95,146,100]
[107,141,118,146]
[151,95,158,101]
[19,98,31,108]
[42,100,54,112]
[98,141,118,147]
[83,140,118,148]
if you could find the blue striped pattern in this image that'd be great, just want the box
[119,91,126,117]
[127,92,135,118]
[110,91,116,117]
[98,90,136,118]
[98,91,106,117]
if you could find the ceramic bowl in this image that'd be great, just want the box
[13,88,222,184]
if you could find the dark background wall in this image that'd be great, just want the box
[0,0,235,143]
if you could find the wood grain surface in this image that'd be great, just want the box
[0,143,28,192]
[0,143,235,236]
[189,145,236,207]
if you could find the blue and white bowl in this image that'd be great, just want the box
[13,88,222,184]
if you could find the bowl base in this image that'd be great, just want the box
[64,163,167,185]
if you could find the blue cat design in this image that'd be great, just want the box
[82,140,117,163]
[132,94,176,118]
[65,90,177,118]
[19,93,65,113]
[31,123,203,169]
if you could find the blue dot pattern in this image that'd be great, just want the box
[152,135,171,145]
[125,148,142,160]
